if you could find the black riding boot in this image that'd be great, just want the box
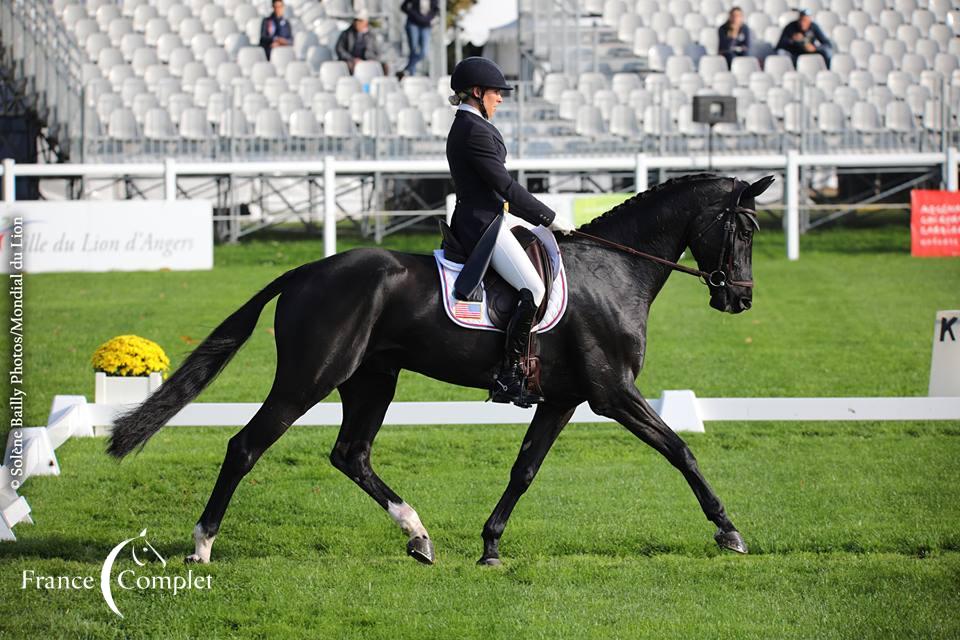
[490,288,544,407]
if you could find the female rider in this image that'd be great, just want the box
[445,57,575,407]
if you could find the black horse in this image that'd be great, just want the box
[107,173,773,566]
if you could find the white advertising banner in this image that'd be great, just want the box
[929,310,960,397]
[0,201,213,273]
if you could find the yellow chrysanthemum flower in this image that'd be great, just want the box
[91,335,170,377]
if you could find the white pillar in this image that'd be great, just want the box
[634,153,648,193]
[2,158,14,202]
[947,147,958,191]
[785,150,800,261]
[163,157,176,201]
[323,155,336,258]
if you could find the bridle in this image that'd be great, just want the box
[570,178,758,290]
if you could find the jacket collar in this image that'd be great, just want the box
[456,104,504,142]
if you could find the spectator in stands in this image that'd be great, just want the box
[397,0,439,80]
[718,7,751,68]
[776,9,833,68]
[259,0,293,61]
[335,10,387,75]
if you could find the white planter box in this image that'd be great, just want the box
[94,371,163,405]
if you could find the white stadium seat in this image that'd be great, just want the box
[851,101,882,132]
[353,60,384,85]
[698,55,728,81]
[609,104,639,137]
[108,107,140,138]
[219,108,251,136]
[269,46,297,72]
[242,93,268,121]
[558,89,585,120]
[143,107,177,139]
[349,93,374,124]
[334,76,361,107]
[884,101,915,132]
[429,106,455,137]
[323,108,355,137]
[166,92,193,122]
[320,61,350,92]
[254,109,286,138]
[289,109,321,137]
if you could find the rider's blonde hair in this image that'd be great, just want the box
[448,90,471,106]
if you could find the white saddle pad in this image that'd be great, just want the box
[433,218,568,333]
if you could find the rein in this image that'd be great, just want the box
[570,182,756,289]
[570,230,719,284]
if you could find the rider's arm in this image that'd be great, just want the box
[465,128,556,227]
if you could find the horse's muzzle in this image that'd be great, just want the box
[710,289,752,314]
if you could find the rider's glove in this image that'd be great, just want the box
[549,215,575,235]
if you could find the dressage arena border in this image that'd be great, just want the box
[3,391,958,541]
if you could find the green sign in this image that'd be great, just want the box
[573,193,634,226]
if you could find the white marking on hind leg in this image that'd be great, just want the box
[387,501,429,539]
[185,524,216,563]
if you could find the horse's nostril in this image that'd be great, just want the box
[740,298,752,310]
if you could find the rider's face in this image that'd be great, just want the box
[475,88,503,119]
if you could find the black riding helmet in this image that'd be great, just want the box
[451,57,513,92]
[449,57,512,118]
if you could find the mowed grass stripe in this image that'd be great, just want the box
[1,422,958,638]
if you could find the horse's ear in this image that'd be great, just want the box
[741,175,775,201]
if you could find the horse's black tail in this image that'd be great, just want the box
[107,268,298,459]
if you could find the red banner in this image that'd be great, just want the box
[911,189,960,257]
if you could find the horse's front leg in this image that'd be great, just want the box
[591,385,747,554]
[478,402,577,566]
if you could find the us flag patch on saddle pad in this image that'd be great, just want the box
[453,301,483,321]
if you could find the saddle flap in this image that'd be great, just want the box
[509,226,554,325]
[483,227,555,328]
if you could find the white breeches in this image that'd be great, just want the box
[491,222,545,306]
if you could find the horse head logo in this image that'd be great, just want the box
[100,528,166,618]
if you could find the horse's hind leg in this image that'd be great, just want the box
[328,366,435,564]
[593,386,747,554]
[186,388,313,563]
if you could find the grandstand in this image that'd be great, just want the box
[1,0,958,163]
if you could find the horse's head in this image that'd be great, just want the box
[687,175,774,314]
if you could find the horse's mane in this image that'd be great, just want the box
[578,173,728,235]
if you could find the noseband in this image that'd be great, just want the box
[571,179,757,290]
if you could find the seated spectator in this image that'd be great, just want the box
[718,7,751,68]
[398,0,439,80]
[335,10,387,75]
[259,0,293,61]
[776,9,833,68]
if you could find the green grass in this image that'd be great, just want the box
[1,224,958,638]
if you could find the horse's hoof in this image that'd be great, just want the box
[406,536,435,565]
[184,554,208,564]
[477,557,502,566]
[714,529,748,554]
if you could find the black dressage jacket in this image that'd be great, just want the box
[446,109,556,252]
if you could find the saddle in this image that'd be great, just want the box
[438,220,555,329]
